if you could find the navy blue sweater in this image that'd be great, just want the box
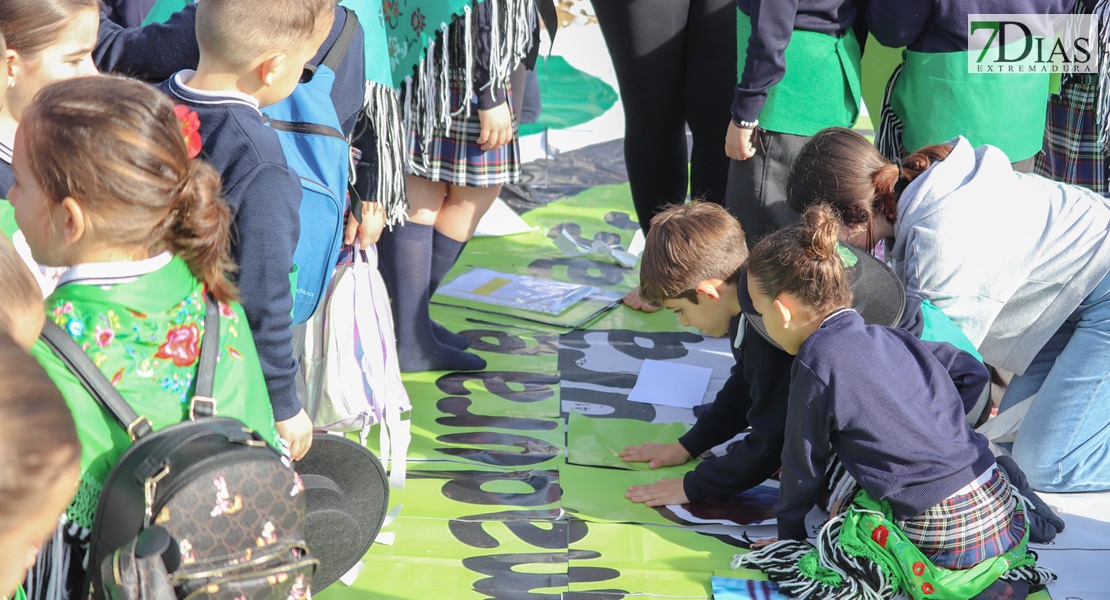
[679,315,792,503]
[733,0,861,123]
[160,74,304,422]
[679,293,939,503]
[778,310,993,541]
[867,0,1073,53]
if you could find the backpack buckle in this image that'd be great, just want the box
[190,397,218,420]
[127,416,153,441]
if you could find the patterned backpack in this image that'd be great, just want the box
[41,296,317,599]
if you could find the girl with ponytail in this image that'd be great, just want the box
[736,204,1052,600]
[9,75,279,594]
[789,126,1110,496]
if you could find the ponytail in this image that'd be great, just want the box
[22,76,240,302]
[165,161,238,303]
[788,127,953,233]
[747,203,853,316]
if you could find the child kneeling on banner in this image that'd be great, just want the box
[734,204,1054,600]
[16,76,282,595]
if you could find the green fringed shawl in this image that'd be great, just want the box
[32,257,279,528]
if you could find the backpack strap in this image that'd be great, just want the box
[39,294,223,440]
[321,7,359,74]
[41,319,153,441]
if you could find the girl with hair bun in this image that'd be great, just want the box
[788,127,1110,496]
[10,75,279,594]
[736,204,1052,600]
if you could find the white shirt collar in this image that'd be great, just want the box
[57,252,174,289]
[171,70,260,111]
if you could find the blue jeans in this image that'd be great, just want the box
[1001,270,1110,492]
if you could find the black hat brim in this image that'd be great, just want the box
[295,433,390,591]
[739,243,905,352]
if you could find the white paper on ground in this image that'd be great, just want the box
[627,359,713,409]
[339,561,367,586]
[473,197,534,237]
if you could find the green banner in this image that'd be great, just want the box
[567,413,692,471]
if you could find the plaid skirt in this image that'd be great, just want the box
[407,81,521,188]
[1035,75,1109,196]
[897,465,1027,570]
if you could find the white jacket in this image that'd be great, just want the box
[890,137,1110,374]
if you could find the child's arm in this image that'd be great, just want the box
[923,339,990,418]
[229,162,309,457]
[94,4,199,82]
[471,1,515,152]
[776,361,833,541]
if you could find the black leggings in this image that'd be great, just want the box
[594,0,736,232]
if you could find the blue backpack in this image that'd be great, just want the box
[261,8,360,325]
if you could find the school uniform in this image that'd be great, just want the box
[725,0,864,244]
[160,72,305,424]
[868,0,1073,166]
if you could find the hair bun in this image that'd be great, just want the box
[801,203,842,263]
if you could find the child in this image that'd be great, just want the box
[789,126,1110,493]
[622,202,988,511]
[0,0,100,194]
[735,204,1052,600]
[378,0,537,372]
[159,0,336,460]
[0,333,81,600]
[15,75,281,593]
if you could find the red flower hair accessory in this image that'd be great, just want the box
[174,104,203,159]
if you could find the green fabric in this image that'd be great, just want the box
[566,413,692,471]
[519,56,619,137]
[32,257,280,528]
[831,489,1037,600]
[142,0,189,25]
[383,0,488,89]
[340,0,395,87]
[0,200,16,239]
[893,48,1050,160]
[736,10,862,136]
[919,298,982,360]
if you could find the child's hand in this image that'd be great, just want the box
[619,442,690,469]
[276,408,314,461]
[625,477,689,507]
[344,200,386,247]
[725,121,757,161]
[477,103,513,152]
[622,285,660,313]
[750,537,779,550]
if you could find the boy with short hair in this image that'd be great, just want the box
[159,0,336,461]
[623,202,1065,544]
[621,201,793,506]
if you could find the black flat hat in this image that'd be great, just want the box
[296,433,390,591]
[739,243,906,351]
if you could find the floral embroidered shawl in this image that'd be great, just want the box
[32,256,279,528]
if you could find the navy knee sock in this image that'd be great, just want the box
[428,228,470,350]
[377,222,485,372]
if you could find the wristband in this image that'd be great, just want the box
[733,119,759,129]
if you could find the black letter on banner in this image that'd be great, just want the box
[439,469,561,507]
[467,330,560,357]
[606,330,706,361]
[436,396,559,431]
[449,510,566,549]
[435,432,560,467]
[462,553,567,600]
[437,371,559,403]
[528,257,626,287]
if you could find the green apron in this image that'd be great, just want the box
[919,298,982,360]
[892,49,1050,161]
[31,257,280,528]
[736,10,862,136]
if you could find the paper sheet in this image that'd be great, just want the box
[553,228,644,267]
[473,197,534,237]
[437,267,595,315]
[627,359,713,409]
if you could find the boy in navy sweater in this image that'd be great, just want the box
[158,0,336,460]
